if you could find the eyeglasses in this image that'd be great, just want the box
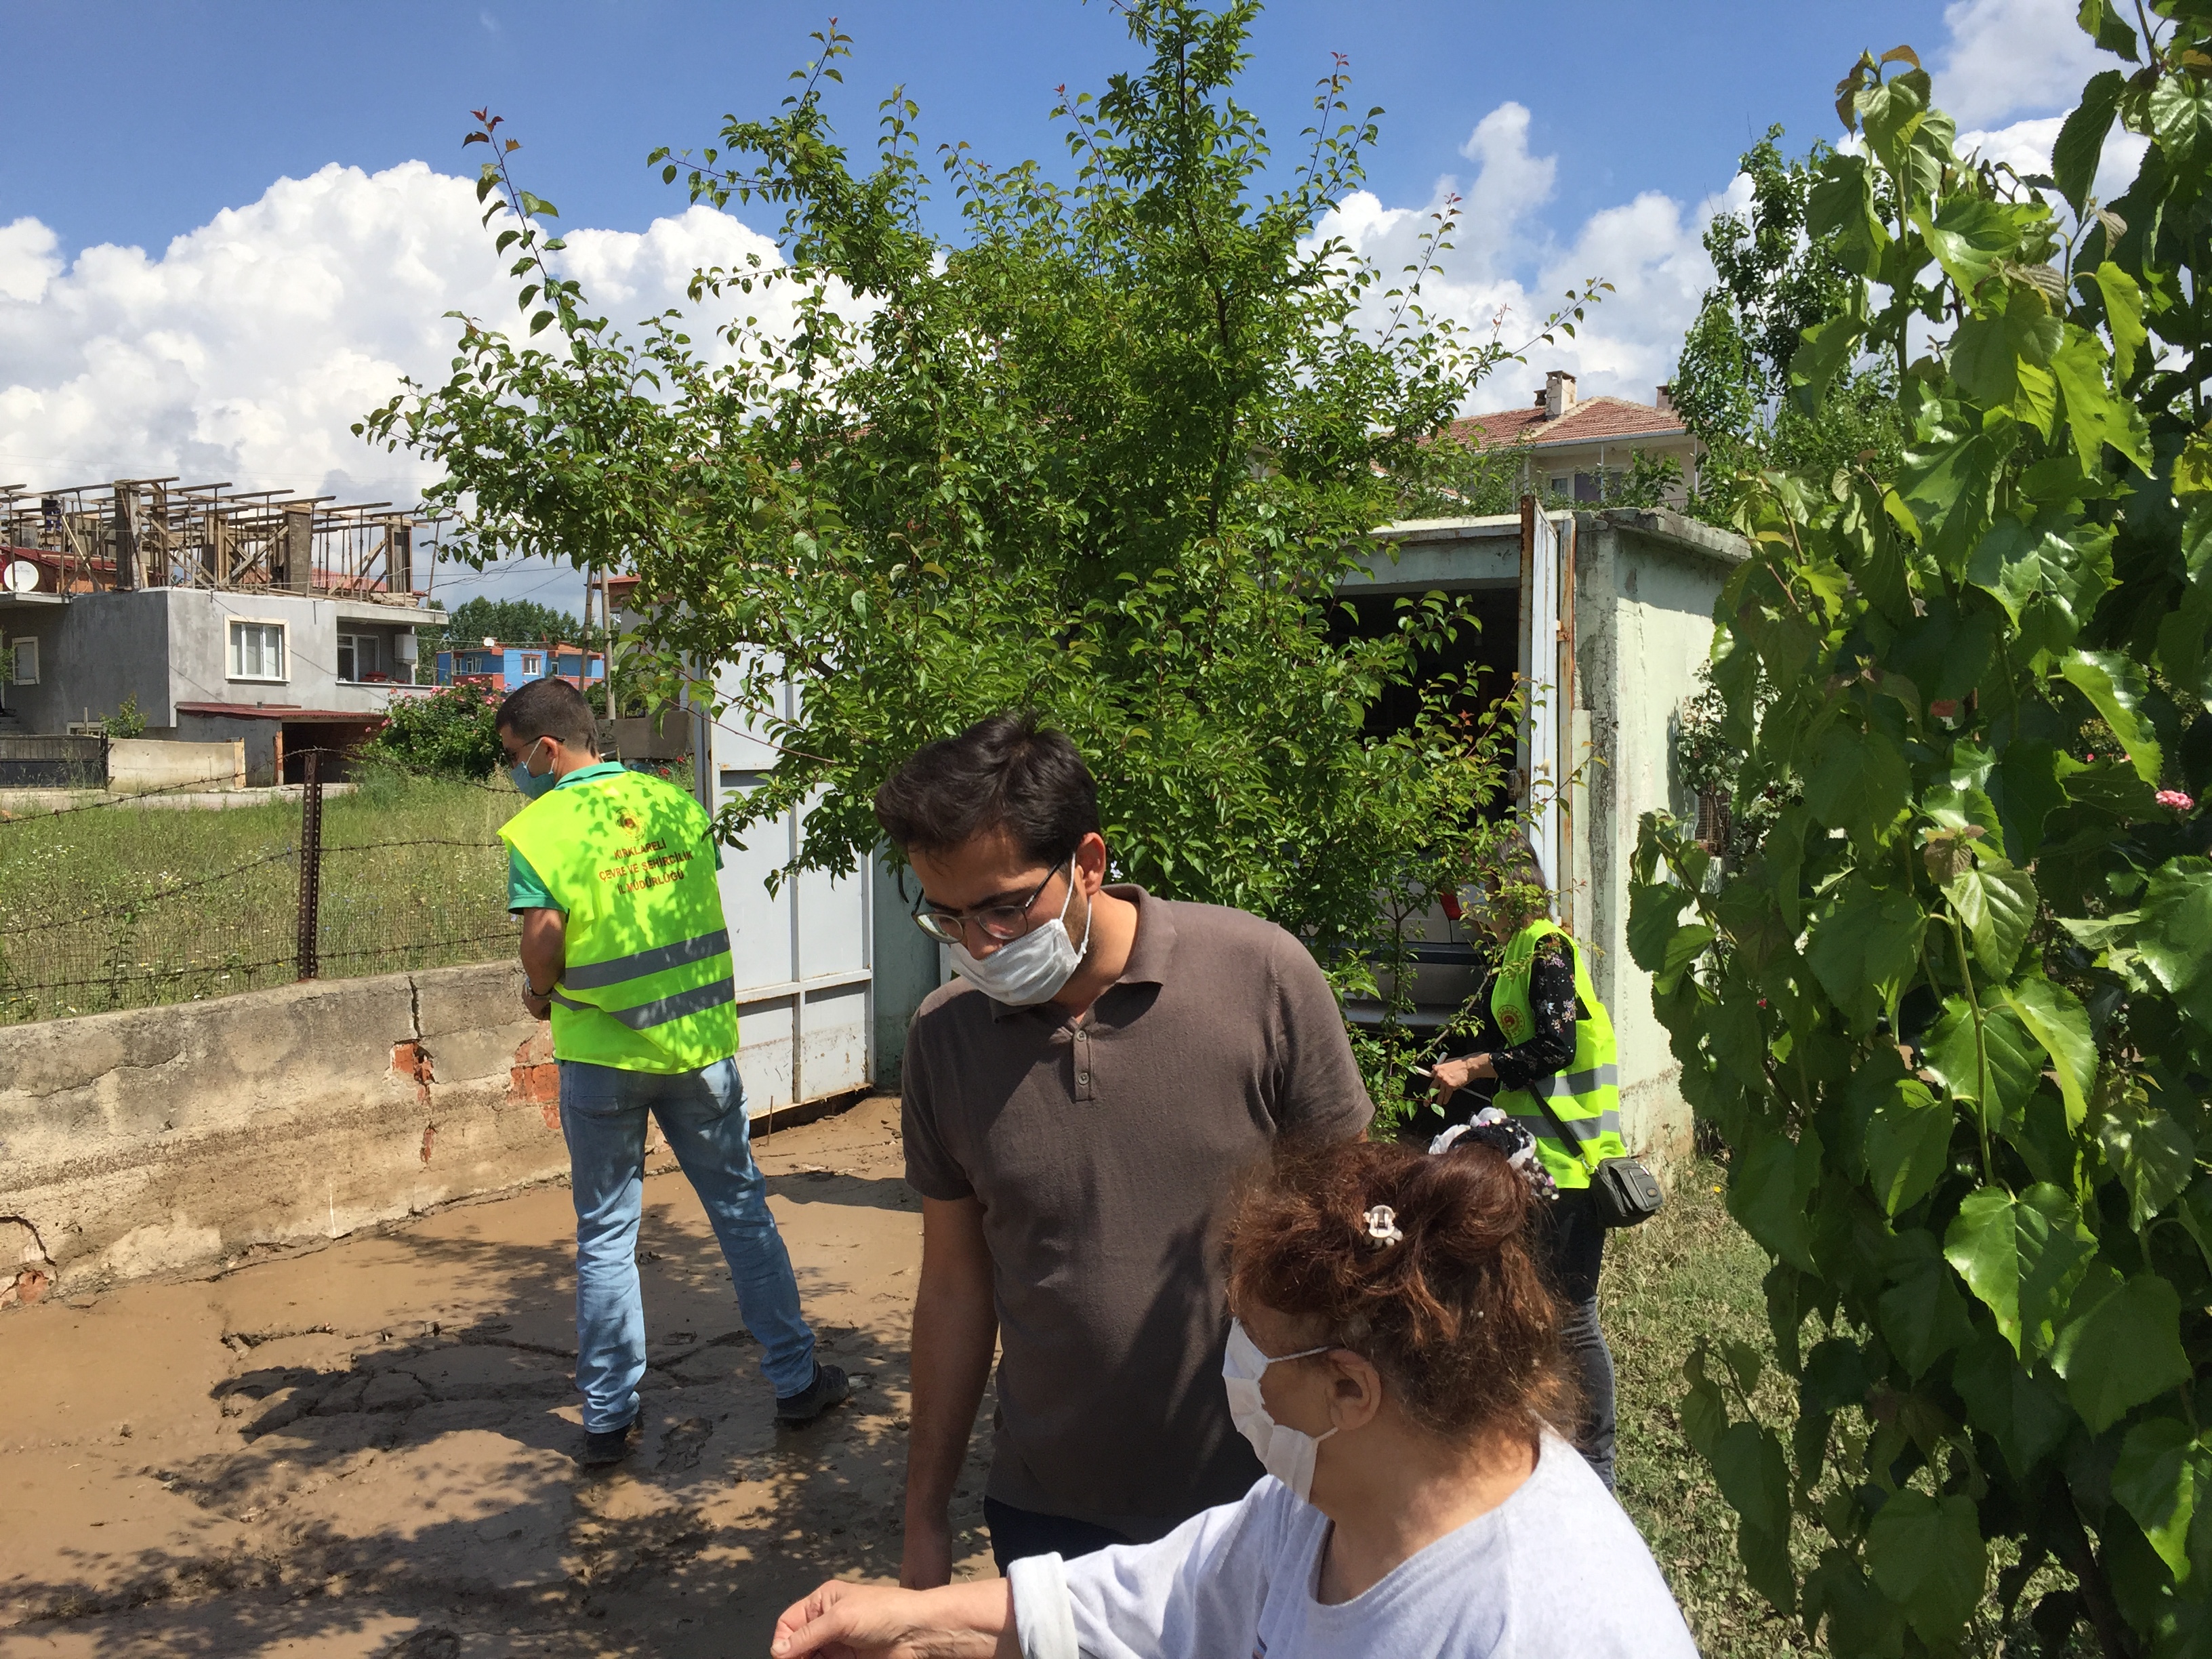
[911,865,1063,947]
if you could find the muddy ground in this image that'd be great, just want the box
[0,1095,1000,1657]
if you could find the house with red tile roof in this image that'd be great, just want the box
[1448,370,1700,507]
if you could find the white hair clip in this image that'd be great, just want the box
[1363,1205,1404,1247]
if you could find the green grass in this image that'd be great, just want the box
[1611,1162,2094,1658]
[0,770,519,1023]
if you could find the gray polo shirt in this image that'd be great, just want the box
[901,886,1373,1538]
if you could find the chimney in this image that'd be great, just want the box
[1544,369,1577,420]
[1655,383,1675,415]
[1533,388,1547,409]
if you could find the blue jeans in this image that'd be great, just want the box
[558,1057,817,1431]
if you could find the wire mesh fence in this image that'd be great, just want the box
[0,755,522,1027]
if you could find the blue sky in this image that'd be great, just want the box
[9,0,1941,260]
[0,1,2119,615]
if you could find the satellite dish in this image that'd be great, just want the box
[1,560,38,595]
[482,636,499,649]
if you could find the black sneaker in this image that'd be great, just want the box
[579,1412,639,1467]
[775,1362,851,1426]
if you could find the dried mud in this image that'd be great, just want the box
[0,1096,998,1656]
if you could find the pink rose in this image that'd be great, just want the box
[2156,790,2195,811]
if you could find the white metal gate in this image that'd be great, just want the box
[1517,504,1571,914]
[690,675,874,1114]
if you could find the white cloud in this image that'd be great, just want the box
[1957,112,2150,203]
[1936,0,2112,126]
[0,162,792,609]
[1309,105,1746,412]
[0,219,62,304]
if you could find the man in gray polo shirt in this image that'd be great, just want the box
[877,714,1372,1586]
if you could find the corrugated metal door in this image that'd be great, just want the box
[690,672,874,1113]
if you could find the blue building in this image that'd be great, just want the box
[433,640,607,694]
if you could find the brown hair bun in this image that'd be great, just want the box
[1226,1136,1576,1446]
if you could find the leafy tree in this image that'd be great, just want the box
[1631,27,2212,1657]
[366,683,504,780]
[419,596,584,657]
[1674,126,1906,527]
[363,1,1603,1116]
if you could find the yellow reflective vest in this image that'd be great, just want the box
[1490,919,1624,1190]
[499,768,739,1073]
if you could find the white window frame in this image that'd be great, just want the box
[518,651,544,676]
[228,618,289,684]
[335,631,380,682]
[9,636,37,684]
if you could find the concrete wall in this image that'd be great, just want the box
[173,711,281,785]
[108,737,245,792]
[1,589,428,735]
[159,589,425,721]
[0,962,566,1303]
[1,588,169,735]
[1571,508,1746,1175]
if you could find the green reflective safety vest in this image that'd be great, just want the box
[1490,919,1624,1190]
[499,768,739,1074]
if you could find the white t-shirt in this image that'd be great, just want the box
[1007,1435,1698,1659]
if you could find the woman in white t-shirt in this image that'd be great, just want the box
[771,1132,1698,1659]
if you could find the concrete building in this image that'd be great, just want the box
[1452,369,1701,508]
[0,480,440,782]
[1344,505,1746,1176]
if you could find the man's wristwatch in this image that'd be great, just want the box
[526,978,555,999]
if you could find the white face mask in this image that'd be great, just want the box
[947,857,1093,1008]
[1221,1317,1338,1503]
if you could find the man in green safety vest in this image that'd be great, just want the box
[495,676,848,1466]
[1427,836,1624,1488]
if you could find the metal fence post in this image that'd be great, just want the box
[295,750,323,981]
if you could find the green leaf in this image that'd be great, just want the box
[1965,518,2112,651]
[1866,1489,1989,1643]
[1626,881,1691,973]
[2114,1417,2210,1576]
[1803,725,1912,848]
[1680,1372,1727,1459]
[2089,261,2147,382]
[1712,1419,1792,1538]
[1942,858,2036,977]
[1718,1336,1765,1397]
[1952,1325,2073,1481]
[1896,428,2006,577]
[1879,1250,1975,1378]
[1925,997,2043,1132]
[1789,312,1868,416]
[2051,1271,2194,1433]
[2150,70,2212,169]
[2075,1,2140,62]
[1951,286,2062,409]
[1729,1126,1822,1273]
[2137,857,2212,994]
[1807,876,1926,1029]
[2095,1094,2196,1230]
[1942,1183,2097,1359]
[1738,1515,1799,1618]
[2051,325,2152,475]
[2060,649,2165,785]
[1919,194,2024,295]
[2055,69,2129,212]
[1866,1078,1957,1216]
[2001,977,2096,1127]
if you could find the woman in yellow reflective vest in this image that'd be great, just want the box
[1426,836,1624,1490]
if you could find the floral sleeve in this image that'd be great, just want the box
[1490,935,1579,1092]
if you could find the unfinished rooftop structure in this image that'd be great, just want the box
[0,478,421,600]
[0,478,442,781]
